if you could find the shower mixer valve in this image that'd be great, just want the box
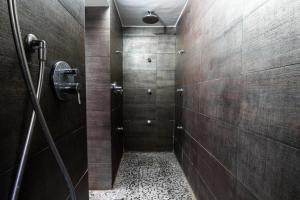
[51,61,81,104]
[111,82,123,94]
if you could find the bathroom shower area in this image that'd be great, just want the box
[0,0,300,199]
[85,0,300,199]
[85,1,189,197]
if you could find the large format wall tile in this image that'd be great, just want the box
[242,0,300,73]
[123,53,156,72]
[58,0,85,26]
[86,7,112,189]
[123,70,156,88]
[237,130,300,200]
[175,0,300,199]
[240,64,300,148]
[85,1,123,189]
[123,28,176,151]
[123,37,158,53]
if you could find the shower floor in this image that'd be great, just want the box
[89,152,195,200]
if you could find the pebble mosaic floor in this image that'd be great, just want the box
[89,152,195,200]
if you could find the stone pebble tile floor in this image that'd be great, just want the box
[89,152,195,200]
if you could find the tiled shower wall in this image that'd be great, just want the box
[175,0,300,200]
[0,0,88,199]
[85,0,123,190]
[110,0,124,185]
[123,28,176,151]
[86,6,111,190]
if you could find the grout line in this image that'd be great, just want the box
[235,129,260,200]
[174,151,198,200]
[57,0,84,28]
[0,126,85,176]
[243,62,300,75]
[243,0,271,19]
[113,0,125,27]
[181,150,218,200]
[75,169,88,188]
[183,129,236,178]
[238,126,300,150]
[177,120,293,199]
[180,104,300,150]
[65,169,89,200]
[174,0,189,27]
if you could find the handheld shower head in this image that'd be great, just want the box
[142,11,159,24]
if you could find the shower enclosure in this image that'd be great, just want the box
[1,0,299,199]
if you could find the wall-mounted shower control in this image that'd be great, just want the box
[115,50,122,54]
[111,82,123,94]
[176,88,184,93]
[51,61,81,104]
[116,127,124,131]
[177,49,185,55]
[58,83,81,104]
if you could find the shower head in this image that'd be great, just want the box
[142,11,159,24]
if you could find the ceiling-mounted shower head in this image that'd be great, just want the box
[142,11,159,24]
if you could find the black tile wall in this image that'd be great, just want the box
[0,0,87,199]
[85,6,111,190]
[175,0,300,199]
[123,27,176,151]
[110,0,124,184]
[85,0,123,190]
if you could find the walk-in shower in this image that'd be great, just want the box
[1,0,299,199]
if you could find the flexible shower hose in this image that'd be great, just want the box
[7,0,77,199]
[11,41,46,199]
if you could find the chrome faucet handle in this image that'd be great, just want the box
[77,91,81,105]
[176,125,183,130]
[56,83,81,105]
[114,86,123,90]
[51,61,81,104]
[118,88,124,95]
[116,127,124,131]
[58,68,79,75]
[58,83,80,93]
[111,82,123,94]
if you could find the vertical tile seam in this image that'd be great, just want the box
[57,0,84,28]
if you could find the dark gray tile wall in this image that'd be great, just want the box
[86,6,112,190]
[175,0,300,200]
[123,27,176,151]
[85,0,123,190]
[0,0,87,199]
[109,0,124,184]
